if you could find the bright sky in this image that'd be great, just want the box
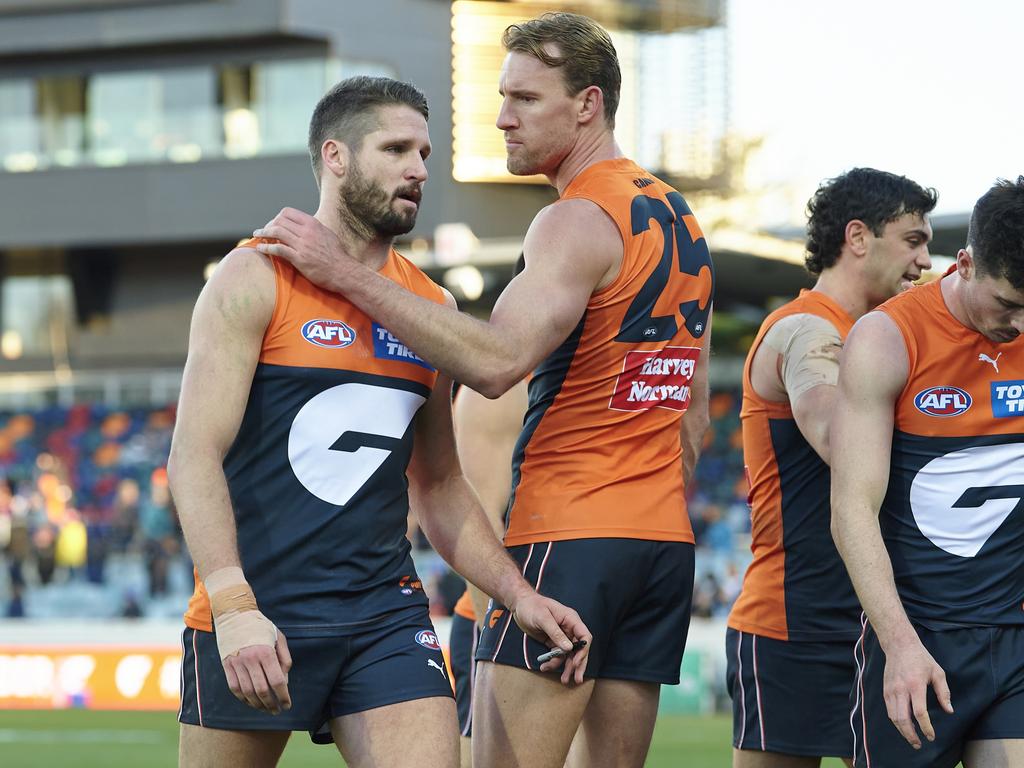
[729,0,1023,221]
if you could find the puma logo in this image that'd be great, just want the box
[427,658,447,680]
[979,352,1002,373]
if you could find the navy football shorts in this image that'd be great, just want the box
[475,538,694,684]
[726,627,857,758]
[449,612,478,736]
[852,618,1024,768]
[179,605,454,743]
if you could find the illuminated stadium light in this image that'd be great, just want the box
[452,1,545,184]
[204,259,221,282]
[1,330,23,359]
[2,151,39,172]
[167,143,202,163]
[444,265,486,301]
[451,1,728,187]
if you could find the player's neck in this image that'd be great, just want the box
[939,272,979,334]
[811,270,876,321]
[550,131,622,195]
[313,205,392,271]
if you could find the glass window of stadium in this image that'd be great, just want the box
[0,57,394,172]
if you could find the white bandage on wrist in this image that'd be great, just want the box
[204,566,277,661]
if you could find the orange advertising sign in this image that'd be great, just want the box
[0,646,181,711]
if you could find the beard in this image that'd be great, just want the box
[505,139,566,177]
[506,146,544,176]
[339,162,419,239]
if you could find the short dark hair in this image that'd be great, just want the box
[967,176,1024,290]
[307,76,428,183]
[805,168,938,275]
[503,12,621,128]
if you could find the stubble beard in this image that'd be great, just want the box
[338,163,417,241]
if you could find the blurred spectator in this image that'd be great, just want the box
[121,591,144,618]
[112,478,141,551]
[692,571,725,619]
[138,469,178,596]
[55,508,88,580]
[6,582,25,618]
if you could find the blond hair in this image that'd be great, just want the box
[503,12,620,128]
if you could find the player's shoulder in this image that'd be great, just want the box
[191,244,276,335]
[769,312,842,343]
[843,310,908,386]
[848,309,902,345]
[388,248,447,304]
[207,241,275,298]
[876,279,940,319]
[529,197,622,254]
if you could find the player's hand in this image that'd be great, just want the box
[881,635,953,748]
[205,567,292,715]
[511,592,592,685]
[253,208,350,291]
[217,611,293,715]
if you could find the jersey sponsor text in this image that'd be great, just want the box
[610,346,699,412]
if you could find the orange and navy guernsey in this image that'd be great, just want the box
[454,590,476,622]
[504,158,713,547]
[876,276,1024,629]
[729,290,861,642]
[184,241,445,637]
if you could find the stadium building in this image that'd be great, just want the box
[0,0,971,746]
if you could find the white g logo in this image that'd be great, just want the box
[909,443,1024,557]
[287,383,425,506]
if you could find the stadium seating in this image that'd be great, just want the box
[1,395,752,620]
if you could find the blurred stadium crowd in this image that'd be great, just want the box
[0,390,749,622]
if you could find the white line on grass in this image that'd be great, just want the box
[0,729,166,744]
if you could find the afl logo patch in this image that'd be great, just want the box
[914,386,972,417]
[301,319,356,349]
[415,630,441,650]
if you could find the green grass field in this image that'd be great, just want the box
[0,710,853,767]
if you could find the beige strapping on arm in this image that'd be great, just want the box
[768,313,843,401]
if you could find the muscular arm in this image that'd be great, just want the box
[750,312,842,463]
[830,312,911,648]
[255,201,621,398]
[167,250,292,714]
[830,311,952,747]
[680,318,712,485]
[168,249,275,578]
[452,380,529,623]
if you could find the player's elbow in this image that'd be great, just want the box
[474,361,523,400]
[165,438,192,500]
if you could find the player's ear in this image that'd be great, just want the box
[577,85,604,127]
[321,139,349,180]
[956,247,975,281]
[845,219,870,258]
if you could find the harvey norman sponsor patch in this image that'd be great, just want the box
[991,380,1024,417]
[610,346,699,412]
[372,323,435,370]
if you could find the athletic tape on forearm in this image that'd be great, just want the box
[203,566,278,660]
